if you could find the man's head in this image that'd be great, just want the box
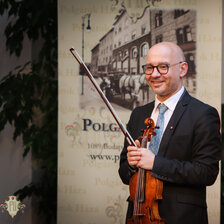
[144,42,188,102]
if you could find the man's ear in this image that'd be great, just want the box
[180,62,188,78]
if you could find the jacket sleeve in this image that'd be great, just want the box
[151,106,221,187]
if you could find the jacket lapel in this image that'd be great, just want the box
[157,91,192,156]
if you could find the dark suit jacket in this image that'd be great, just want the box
[119,91,221,224]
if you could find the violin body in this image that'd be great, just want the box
[128,170,164,224]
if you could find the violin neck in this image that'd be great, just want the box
[141,136,148,148]
[136,136,148,203]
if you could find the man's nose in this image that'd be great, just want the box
[151,67,161,77]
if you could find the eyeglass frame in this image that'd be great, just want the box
[142,61,184,75]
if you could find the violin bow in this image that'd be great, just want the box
[69,47,137,147]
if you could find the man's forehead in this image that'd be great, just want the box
[147,51,172,62]
[148,45,173,55]
[147,45,180,62]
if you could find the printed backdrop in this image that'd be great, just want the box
[58,0,222,223]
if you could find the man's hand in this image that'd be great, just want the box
[127,140,155,170]
[127,140,141,168]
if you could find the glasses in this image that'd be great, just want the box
[142,62,183,75]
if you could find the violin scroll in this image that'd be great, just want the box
[142,118,159,142]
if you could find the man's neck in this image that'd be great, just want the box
[156,86,184,102]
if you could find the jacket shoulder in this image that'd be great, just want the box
[182,91,219,115]
[187,95,219,115]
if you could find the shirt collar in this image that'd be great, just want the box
[154,86,185,112]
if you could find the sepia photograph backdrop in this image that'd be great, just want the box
[58,0,222,223]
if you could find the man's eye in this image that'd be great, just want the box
[159,65,168,69]
[146,66,153,70]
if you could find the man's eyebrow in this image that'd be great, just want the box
[146,62,170,65]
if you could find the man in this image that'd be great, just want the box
[118,42,221,224]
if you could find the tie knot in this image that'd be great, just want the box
[158,103,168,115]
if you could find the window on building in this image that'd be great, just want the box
[176,26,193,44]
[186,53,196,74]
[155,34,163,43]
[174,9,189,19]
[124,49,129,57]
[193,80,196,88]
[155,11,163,28]
[141,43,149,57]
[141,26,146,35]
[184,26,193,42]
[113,61,116,69]
[131,47,138,58]
[118,51,122,60]
[132,31,136,40]
[176,28,184,44]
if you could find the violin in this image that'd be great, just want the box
[128,118,164,224]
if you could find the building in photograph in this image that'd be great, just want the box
[97,28,114,77]
[150,9,196,95]
[90,8,196,109]
[91,7,151,78]
[111,7,151,76]
[91,43,99,77]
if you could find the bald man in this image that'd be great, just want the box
[119,42,221,224]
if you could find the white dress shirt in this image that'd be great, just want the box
[150,86,185,136]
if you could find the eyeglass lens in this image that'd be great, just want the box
[143,64,169,74]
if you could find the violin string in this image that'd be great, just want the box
[135,168,141,215]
